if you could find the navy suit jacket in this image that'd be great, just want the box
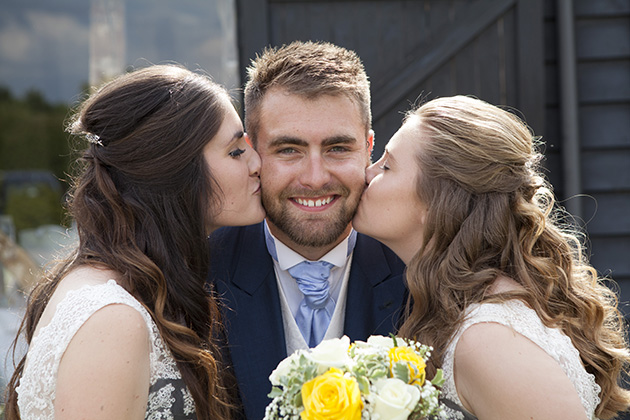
[208,222,406,420]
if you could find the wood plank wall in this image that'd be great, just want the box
[544,0,630,313]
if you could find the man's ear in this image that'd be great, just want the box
[367,130,374,156]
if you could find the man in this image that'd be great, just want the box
[209,41,406,420]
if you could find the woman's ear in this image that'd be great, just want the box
[367,130,374,156]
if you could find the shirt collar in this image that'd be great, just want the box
[264,220,357,270]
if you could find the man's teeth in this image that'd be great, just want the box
[296,197,334,207]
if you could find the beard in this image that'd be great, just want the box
[262,186,359,248]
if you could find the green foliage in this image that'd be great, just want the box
[349,345,389,393]
[4,183,64,231]
[393,361,410,383]
[431,368,445,387]
[0,86,73,185]
[0,86,12,102]
[0,86,74,231]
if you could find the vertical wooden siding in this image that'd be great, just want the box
[544,0,630,313]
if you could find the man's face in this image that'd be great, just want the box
[255,87,373,254]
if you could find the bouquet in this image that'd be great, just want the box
[264,335,445,420]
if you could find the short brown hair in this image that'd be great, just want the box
[243,40,371,144]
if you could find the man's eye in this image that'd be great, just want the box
[229,148,245,157]
[278,148,297,155]
[330,146,349,153]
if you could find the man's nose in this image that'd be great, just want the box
[299,154,331,190]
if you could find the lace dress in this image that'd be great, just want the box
[16,280,197,420]
[441,300,601,420]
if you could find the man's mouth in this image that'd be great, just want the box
[293,195,335,208]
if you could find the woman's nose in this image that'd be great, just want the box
[246,138,261,176]
[365,162,379,184]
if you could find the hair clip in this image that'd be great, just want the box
[85,132,103,146]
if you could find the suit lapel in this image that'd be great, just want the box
[344,233,406,340]
[219,223,288,419]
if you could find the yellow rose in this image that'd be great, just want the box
[388,346,426,386]
[300,367,363,420]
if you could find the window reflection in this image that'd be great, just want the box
[0,0,240,398]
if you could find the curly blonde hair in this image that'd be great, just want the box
[397,95,630,419]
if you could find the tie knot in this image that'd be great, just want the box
[288,261,334,309]
[288,260,333,281]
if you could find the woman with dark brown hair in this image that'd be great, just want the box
[5,64,264,419]
[353,95,630,420]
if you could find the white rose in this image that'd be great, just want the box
[373,378,421,420]
[269,351,301,386]
[306,336,352,371]
[366,335,397,349]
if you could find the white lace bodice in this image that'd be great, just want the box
[442,300,601,419]
[16,280,196,419]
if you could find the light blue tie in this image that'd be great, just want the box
[288,260,335,347]
[263,222,357,347]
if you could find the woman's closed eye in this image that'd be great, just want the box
[229,148,246,158]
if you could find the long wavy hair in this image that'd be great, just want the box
[397,95,630,419]
[6,65,233,420]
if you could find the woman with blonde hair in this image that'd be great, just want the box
[5,64,264,419]
[354,95,630,419]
